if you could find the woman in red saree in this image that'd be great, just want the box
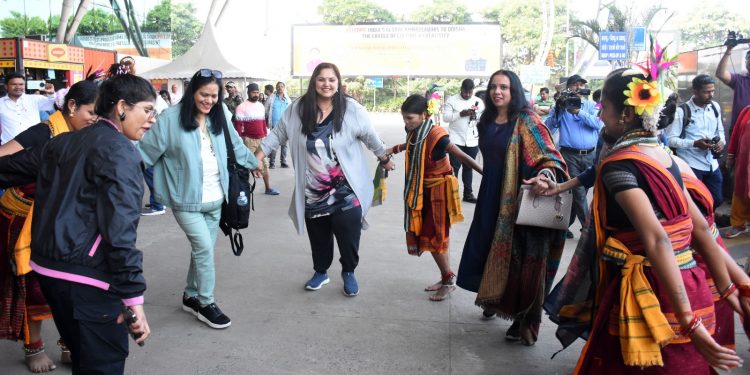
[0,79,98,372]
[575,67,743,373]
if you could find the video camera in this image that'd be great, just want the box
[710,136,722,159]
[557,88,592,110]
[724,30,750,48]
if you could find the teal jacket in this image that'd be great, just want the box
[137,103,258,211]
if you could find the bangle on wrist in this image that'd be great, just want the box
[678,316,701,338]
[720,282,737,300]
[739,284,750,298]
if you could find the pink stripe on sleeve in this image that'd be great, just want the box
[31,261,110,291]
[122,296,144,306]
[88,235,102,257]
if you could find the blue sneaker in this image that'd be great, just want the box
[304,272,329,290]
[342,271,359,296]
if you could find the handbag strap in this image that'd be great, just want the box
[230,230,244,256]
[219,116,239,168]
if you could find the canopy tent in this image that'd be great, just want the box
[139,20,281,81]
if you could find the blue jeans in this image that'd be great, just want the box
[560,148,596,227]
[692,167,723,208]
[142,166,164,210]
[173,199,223,305]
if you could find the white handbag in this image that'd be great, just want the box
[515,185,573,230]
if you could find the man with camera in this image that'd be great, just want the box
[545,74,602,238]
[715,31,750,129]
[442,79,484,203]
[667,74,725,207]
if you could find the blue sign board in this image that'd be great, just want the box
[598,31,629,61]
[631,27,647,52]
[367,77,384,88]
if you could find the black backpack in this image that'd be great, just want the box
[678,102,719,139]
[218,121,256,256]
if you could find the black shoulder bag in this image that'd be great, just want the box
[218,121,255,256]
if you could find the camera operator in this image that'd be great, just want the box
[544,74,602,238]
[667,74,725,206]
[715,30,750,129]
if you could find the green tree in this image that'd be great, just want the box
[171,2,202,57]
[144,0,171,32]
[482,0,567,71]
[318,0,396,25]
[676,2,750,51]
[0,11,48,37]
[77,8,124,35]
[411,0,471,24]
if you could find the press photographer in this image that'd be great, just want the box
[544,74,603,238]
[716,30,750,128]
[667,74,725,207]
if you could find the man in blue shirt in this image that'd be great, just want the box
[545,74,602,237]
[667,74,725,206]
[265,81,292,168]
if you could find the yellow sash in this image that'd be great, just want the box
[603,237,685,367]
[13,111,70,275]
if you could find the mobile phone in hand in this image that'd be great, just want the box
[121,306,145,347]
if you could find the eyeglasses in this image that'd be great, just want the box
[199,69,223,79]
[131,103,158,121]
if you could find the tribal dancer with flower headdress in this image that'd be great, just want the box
[386,94,481,301]
[574,37,744,373]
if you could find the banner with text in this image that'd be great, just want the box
[292,24,501,77]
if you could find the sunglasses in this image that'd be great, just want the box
[199,69,223,79]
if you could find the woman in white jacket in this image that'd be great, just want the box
[257,62,395,297]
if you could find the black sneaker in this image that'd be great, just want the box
[280,163,289,168]
[463,193,477,203]
[197,303,231,329]
[182,295,200,317]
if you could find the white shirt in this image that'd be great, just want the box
[441,94,484,147]
[200,128,223,203]
[170,92,182,104]
[666,97,725,172]
[0,94,55,144]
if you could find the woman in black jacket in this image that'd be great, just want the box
[0,71,155,374]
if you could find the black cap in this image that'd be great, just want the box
[246,83,259,92]
[566,74,588,87]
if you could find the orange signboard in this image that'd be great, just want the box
[48,44,69,62]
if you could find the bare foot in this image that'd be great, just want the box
[429,285,455,301]
[57,338,71,364]
[424,280,442,292]
[25,351,56,373]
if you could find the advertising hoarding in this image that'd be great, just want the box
[292,24,501,77]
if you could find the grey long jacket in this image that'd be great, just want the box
[261,97,386,234]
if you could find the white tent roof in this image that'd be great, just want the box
[139,21,280,81]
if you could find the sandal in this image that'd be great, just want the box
[425,271,456,292]
[428,272,456,301]
[58,338,71,364]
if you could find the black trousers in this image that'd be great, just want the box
[304,206,362,273]
[37,274,129,375]
[449,145,479,196]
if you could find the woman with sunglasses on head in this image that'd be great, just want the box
[138,69,258,329]
[455,69,568,346]
[0,71,154,374]
[0,77,98,373]
[256,62,394,296]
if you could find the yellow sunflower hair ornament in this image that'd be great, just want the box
[623,35,677,132]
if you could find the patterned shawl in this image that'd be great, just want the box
[476,111,568,314]
[403,118,434,233]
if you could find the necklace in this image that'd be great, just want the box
[611,129,659,152]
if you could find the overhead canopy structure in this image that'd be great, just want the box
[139,20,281,81]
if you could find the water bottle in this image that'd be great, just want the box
[236,191,248,207]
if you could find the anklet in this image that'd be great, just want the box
[23,340,45,357]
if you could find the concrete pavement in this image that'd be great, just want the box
[1,112,748,374]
